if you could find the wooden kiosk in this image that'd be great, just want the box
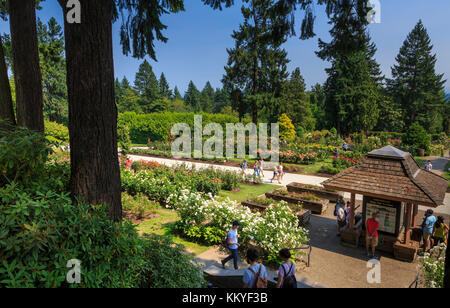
[322,146,448,262]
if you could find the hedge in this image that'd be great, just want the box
[118,112,246,144]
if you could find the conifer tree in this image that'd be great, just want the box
[388,20,446,133]
[279,68,315,130]
[318,0,381,135]
[184,81,201,112]
[173,86,183,101]
[134,60,161,113]
[159,72,172,99]
[223,0,291,124]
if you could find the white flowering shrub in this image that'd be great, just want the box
[418,243,446,288]
[169,190,309,263]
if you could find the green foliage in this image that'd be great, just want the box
[278,113,296,142]
[118,111,242,144]
[403,122,431,153]
[0,184,144,288]
[118,125,132,156]
[318,1,382,135]
[44,120,69,146]
[122,192,157,220]
[138,235,206,288]
[38,18,68,125]
[134,60,162,113]
[388,20,446,133]
[173,222,225,246]
[0,126,50,186]
[222,0,291,123]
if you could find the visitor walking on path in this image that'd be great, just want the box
[271,166,281,184]
[276,249,297,288]
[335,196,346,236]
[432,216,449,246]
[279,164,285,181]
[259,158,265,178]
[243,248,268,288]
[366,212,380,260]
[253,161,260,178]
[221,221,241,270]
[241,160,247,180]
[422,209,437,252]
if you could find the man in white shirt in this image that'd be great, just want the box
[221,221,240,270]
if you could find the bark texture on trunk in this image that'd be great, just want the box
[9,0,44,132]
[60,0,122,221]
[0,36,15,128]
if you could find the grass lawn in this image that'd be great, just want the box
[137,207,211,256]
[217,183,280,203]
[444,161,450,187]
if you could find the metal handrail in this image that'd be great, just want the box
[290,244,312,267]
[408,274,420,289]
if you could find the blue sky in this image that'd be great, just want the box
[1,0,449,93]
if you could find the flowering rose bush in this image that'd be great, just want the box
[418,243,446,288]
[332,152,362,170]
[167,190,309,264]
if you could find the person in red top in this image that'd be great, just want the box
[366,212,380,260]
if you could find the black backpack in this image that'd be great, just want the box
[282,263,297,288]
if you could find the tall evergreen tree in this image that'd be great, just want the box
[201,81,215,113]
[173,86,182,101]
[38,17,68,124]
[159,72,172,99]
[223,0,291,124]
[213,88,231,113]
[388,20,446,133]
[309,83,326,131]
[278,68,315,130]
[184,81,201,112]
[134,60,161,113]
[318,0,381,135]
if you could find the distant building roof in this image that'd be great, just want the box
[322,146,448,207]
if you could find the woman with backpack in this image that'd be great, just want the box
[243,248,268,288]
[276,249,297,288]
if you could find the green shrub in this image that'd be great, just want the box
[138,235,206,288]
[0,126,51,186]
[118,125,132,156]
[118,111,244,144]
[44,121,69,146]
[0,183,144,288]
[403,123,431,155]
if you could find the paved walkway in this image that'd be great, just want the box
[129,154,450,215]
[129,154,448,288]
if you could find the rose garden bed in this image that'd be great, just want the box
[287,182,340,202]
[241,198,312,227]
[265,189,329,215]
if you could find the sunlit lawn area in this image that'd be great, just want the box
[218,183,279,203]
[137,207,211,256]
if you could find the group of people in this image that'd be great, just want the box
[240,159,285,184]
[422,209,449,252]
[335,196,380,260]
[221,221,297,288]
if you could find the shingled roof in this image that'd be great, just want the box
[322,146,448,207]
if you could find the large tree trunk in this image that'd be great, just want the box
[59,0,122,221]
[0,36,15,128]
[9,0,44,133]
